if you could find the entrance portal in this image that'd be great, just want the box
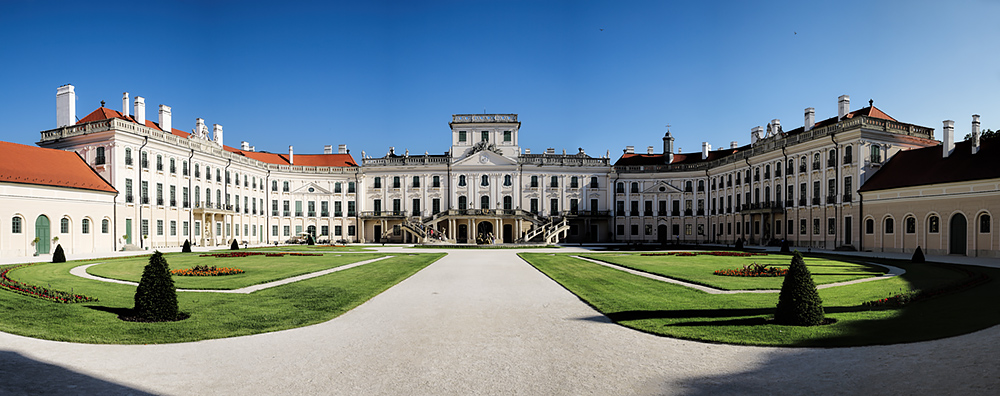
[950,214,967,255]
[373,225,382,243]
[477,221,494,244]
[657,224,668,245]
[503,224,513,243]
[457,224,468,243]
[35,215,50,254]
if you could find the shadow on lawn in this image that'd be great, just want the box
[84,305,133,318]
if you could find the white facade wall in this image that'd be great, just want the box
[0,183,115,257]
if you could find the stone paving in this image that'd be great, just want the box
[1,246,999,395]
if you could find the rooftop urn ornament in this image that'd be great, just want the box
[870,99,874,107]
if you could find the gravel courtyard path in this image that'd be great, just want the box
[1,247,999,395]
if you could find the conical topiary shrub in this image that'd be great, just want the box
[774,251,825,326]
[182,239,192,253]
[231,239,239,250]
[735,238,744,250]
[133,251,179,321]
[780,239,790,253]
[307,234,315,245]
[912,246,925,263]
[52,244,66,263]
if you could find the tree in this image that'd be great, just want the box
[964,128,998,141]
[912,246,925,263]
[231,239,239,250]
[181,239,192,253]
[774,251,825,326]
[52,244,66,263]
[133,251,179,321]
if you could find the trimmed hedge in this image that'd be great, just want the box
[133,251,181,321]
[774,251,825,326]
[182,239,192,253]
[52,244,66,263]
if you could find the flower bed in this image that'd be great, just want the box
[863,266,991,308]
[714,262,788,277]
[641,251,768,257]
[0,264,98,303]
[200,252,323,258]
[171,265,245,276]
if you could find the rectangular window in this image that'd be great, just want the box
[335,182,342,193]
[157,220,164,236]
[481,131,489,141]
[295,201,303,217]
[125,179,133,203]
[272,225,279,236]
[412,176,420,188]
[195,221,201,236]
[673,224,680,236]
[458,131,467,142]
[183,221,189,236]
[503,131,512,142]
[348,225,356,236]
[348,201,356,216]
[348,182,356,193]
[321,225,329,236]
[170,220,177,236]
[432,198,441,214]
[685,224,693,235]
[141,219,149,237]
[616,224,625,235]
[828,218,836,235]
[335,225,343,236]
[630,224,639,235]
[334,201,342,217]
[800,219,807,235]
[813,218,821,235]
[283,225,290,237]
[645,224,653,235]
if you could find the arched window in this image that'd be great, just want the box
[205,166,210,179]
[458,196,467,210]
[481,175,489,186]
[61,218,70,234]
[775,161,782,176]
[685,181,692,192]
[865,218,875,234]
[217,190,222,207]
[982,214,992,233]
[928,215,940,233]
[216,169,221,182]
[631,182,639,193]
[195,186,200,205]
[616,182,624,193]
[282,181,289,191]
[812,153,820,170]
[11,216,22,233]
[170,158,176,173]
[95,147,106,165]
[698,180,705,191]
[503,196,513,210]
[205,188,211,205]
[234,172,239,185]
[754,188,760,204]
[458,175,467,187]
[884,217,895,234]
[800,156,807,172]
[102,219,109,233]
[82,218,90,234]
[844,146,853,164]
[828,149,836,167]
[156,154,163,171]
[481,195,490,209]
[272,180,278,191]
[141,151,148,168]
[764,186,771,202]
[432,176,440,187]
[764,164,771,178]
[905,217,916,233]
[125,147,132,165]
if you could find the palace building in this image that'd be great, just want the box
[0,85,995,258]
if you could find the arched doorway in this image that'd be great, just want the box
[307,225,316,241]
[950,214,967,255]
[35,215,50,254]
[477,221,494,244]
[657,224,668,244]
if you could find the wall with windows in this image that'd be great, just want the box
[0,182,116,257]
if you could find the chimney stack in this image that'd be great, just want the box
[324,145,333,155]
[751,126,764,144]
[838,95,850,121]
[647,146,654,155]
[731,141,738,149]
[771,119,781,136]
[338,144,347,154]
[241,141,250,151]
[122,92,130,117]
[158,105,171,132]
[195,118,206,139]
[289,146,294,165]
[942,120,955,158]
[702,142,711,160]
[56,84,76,127]
[212,124,223,147]
[133,96,145,125]
[804,108,815,131]
[624,146,634,154]
[972,114,981,154]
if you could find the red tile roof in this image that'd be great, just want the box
[77,106,357,167]
[859,139,1000,192]
[0,141,117,193]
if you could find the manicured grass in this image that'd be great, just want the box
[408,244,557,249]
[84,253,387,289]
[0,253,443,344]
[520,252,999,347]
[579,253,885,290]
[237,245,374,252]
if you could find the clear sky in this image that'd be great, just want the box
[1,0,998,159]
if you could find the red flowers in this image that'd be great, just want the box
[0,264,98,303]
[171,265,245,276]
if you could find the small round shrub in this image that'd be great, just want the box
[133,251,180,321]
[774,251,825,326]
[52,244,66,263]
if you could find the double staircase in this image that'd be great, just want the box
[520,217,570,244]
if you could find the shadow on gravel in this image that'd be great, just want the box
[0,350,156,395]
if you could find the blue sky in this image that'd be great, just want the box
[1,0,998,158]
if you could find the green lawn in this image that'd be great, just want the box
[0,252,443,344]
[520,252,999,347]
[86,253,387,289]
[236,245,374,252]
[579,253,886,290]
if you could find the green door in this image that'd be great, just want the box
[35,215,50,254]
[125,219,132,245]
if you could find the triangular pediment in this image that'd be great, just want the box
[642,181,682,194]
[452,150,518,167]
[292,182,331,194]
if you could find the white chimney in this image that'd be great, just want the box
[195,118,206,139]
[731,141,738,149]
[525,148,530,154]
[213,124,223,147]
[771,119,781,136]
[338,144,347,154]
[289,145,294,164]
[838,95,850,121]
[942,120,955,158]
[158,105,171,132]
[241,141,250,150]
[625,146,635,154]
[804,108,815,131]
[702,142,711,160]
[250,146,255,152]
[324,145,333,154]
[972,114,981,154]
[751,126,764,144]
[647,146,654,155]
[547,148,556,155]
[56,84,76,127]
[133,96,145,125]
[122,92,130,117]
